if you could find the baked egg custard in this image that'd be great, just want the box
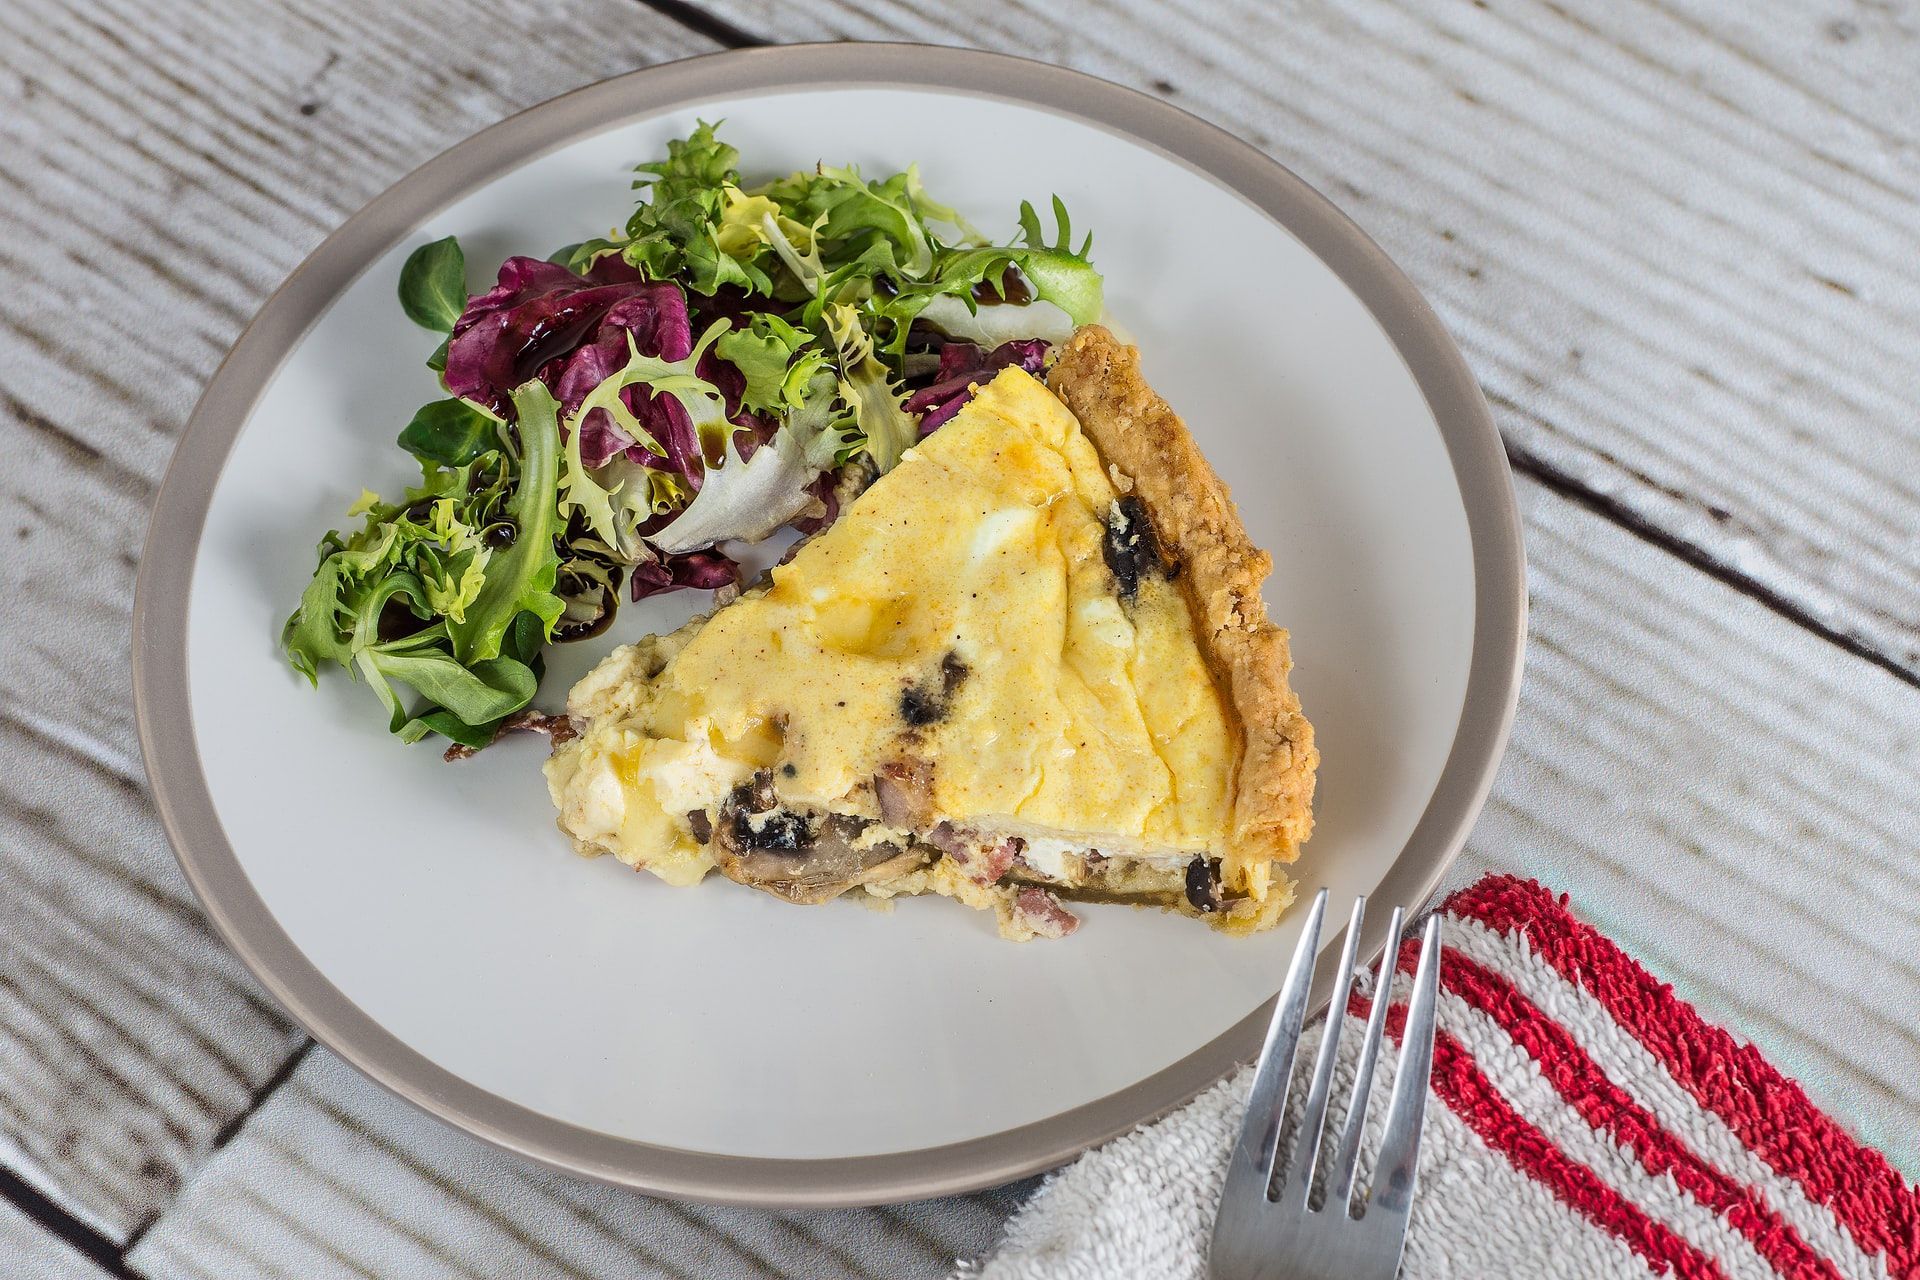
[547,326,1316,939]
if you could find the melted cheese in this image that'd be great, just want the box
[547,367,1237,880]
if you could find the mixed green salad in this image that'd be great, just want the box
[282,123,1103,753]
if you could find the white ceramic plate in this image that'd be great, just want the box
[135,46,1523,1204]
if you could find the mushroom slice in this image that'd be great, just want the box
[710,782,929,905]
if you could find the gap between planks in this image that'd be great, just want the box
[0,1161,140,1280]
[0,1048,320,1278]
[1502,442,1920,693]
[630,0,767,48]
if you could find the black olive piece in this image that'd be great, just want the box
[482,521,517,549]
[900,687,943,726]
[1102,496,1175,604]
[686,810,713,844]
[730,807,812,853]
[899,650,971,726]
[1184,856,1224,914]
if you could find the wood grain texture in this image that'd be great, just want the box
[126,1049,1026,1280]
[1452,478,1920,1178]
[704,0,1920,680]
[0,0,716,1242]
[0,713,301,1243]
[0,1195,111,1280]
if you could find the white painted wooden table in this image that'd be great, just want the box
[4,1,1917,1275]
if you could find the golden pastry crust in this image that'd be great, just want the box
[1047,326,1318,877]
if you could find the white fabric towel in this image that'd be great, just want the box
[958,876,1920,1280]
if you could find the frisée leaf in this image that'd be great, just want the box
[649,370,850,554]
[824,303,917,473]
[1014,197,1104,326]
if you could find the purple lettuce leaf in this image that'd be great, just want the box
[905,338,1050,434]
[444,256,700,473]
[628,546,740,601]
[788,471,841,536]
[445,256,778,484]
[445,256,689,412]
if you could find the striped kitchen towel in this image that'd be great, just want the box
[963,875,1920,1280]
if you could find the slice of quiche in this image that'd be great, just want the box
[545,326,1317,939]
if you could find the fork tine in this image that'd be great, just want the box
[1224,887,1328,1201]
[1325,905,1405,1214]
[1276,895,1366,1205]
[1367,915,1444,1228]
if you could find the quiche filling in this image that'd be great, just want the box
[547,329,1315,939]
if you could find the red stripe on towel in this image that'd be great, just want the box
[1436,949,1843,1280]
[1357,992,1730,1280]
[1444,875,1920,1278]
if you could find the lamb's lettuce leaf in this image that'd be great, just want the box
[398,398,501,468]
[281,380,564,745]
[397,236,468,331]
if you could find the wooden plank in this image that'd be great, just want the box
[0,0,718,1242]
[0,1195,112,1280]
[702,0,1920,679]
[1456,482,1920,1177]
[125,468,1920,1272]
[126,1049,1026,1280]
[0,715,302,1241]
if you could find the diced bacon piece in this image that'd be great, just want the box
[929,825,1019,883]
[971,838,1020,884]
[1012,887,1079,939]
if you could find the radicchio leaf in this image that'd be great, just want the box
[443,255,726,488]
[904,338,1050,434]
[628,547,740,601]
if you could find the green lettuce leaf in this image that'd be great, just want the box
[823,303,916,472]
[398,398,501,468]
[397,236,468,331]
[446,382,565,664]
[713,314,829,414]
[616,121,776,294]
[1015,196,1104,325]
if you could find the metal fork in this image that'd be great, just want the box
[1208,890,1444,1280]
